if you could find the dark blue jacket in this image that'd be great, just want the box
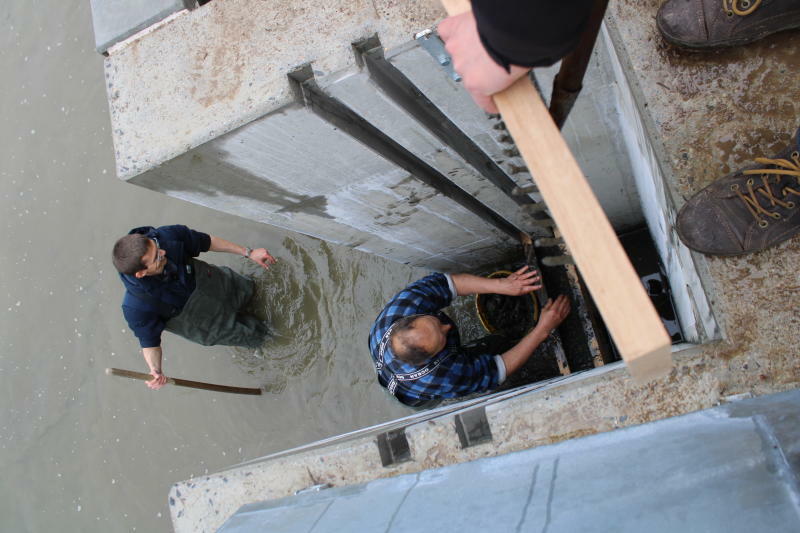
[473,0,594,70]
[119,225,211,348]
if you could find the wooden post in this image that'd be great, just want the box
[440,0,672,381]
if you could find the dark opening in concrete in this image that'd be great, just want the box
[376,429,412,467]
[454,407,493,448]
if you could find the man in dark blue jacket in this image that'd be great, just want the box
[112,225,276,390]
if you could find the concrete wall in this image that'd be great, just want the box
[103,0,649,270]
[133,100,517,270]
[601,23,719,344]
[217,388,800,532]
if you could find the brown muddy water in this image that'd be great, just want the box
[0,3,480,531]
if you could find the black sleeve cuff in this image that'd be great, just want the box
[196,231,211,253]
[471,0,594,70]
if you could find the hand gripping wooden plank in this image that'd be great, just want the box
[440,0,672,381]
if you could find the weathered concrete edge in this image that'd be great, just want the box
[601,20,721,344]
[219,388,800,531]
[104,0,448,181]
[602,15,725,342]
[169,343,800,532]
[93,3,186,54]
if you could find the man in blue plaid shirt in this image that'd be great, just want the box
[369,267,571,407]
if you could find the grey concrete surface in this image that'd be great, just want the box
[90,0,187,53]
[318,64,534,233]
[166,2,800,530]
[133,101,517,270]
[598,25,718,344]
[104,0,643,269]
[217,388,800,533]
[511,37,645,233]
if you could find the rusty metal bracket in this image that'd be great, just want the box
[414,29,461,82]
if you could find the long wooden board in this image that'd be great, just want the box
[106,368,263,395]
[440,0,672,381]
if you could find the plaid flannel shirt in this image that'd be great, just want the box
[369,273,506,406]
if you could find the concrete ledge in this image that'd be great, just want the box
[104,0,445,180]
[169,345,800,531]
[217,389,800,532]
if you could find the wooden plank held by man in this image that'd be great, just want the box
[439,0,672,381]
[106,368,263,395]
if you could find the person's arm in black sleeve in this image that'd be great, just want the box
[162,225,276,268]
[161,224,211,256]
[471,0,594,70]
[439,0,594,113]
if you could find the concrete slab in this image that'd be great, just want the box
[215,389,800,532]
[604,0,800,383]
[394,36,645,232]
[104,2,651,269]
[319,65,533,233]
[132,101,517,269]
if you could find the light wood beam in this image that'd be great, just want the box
[440,0,672,381]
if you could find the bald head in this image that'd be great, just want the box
[390,315,451,366]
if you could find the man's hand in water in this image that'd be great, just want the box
[248,248,277,270]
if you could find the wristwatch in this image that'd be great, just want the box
[244,246,253,258]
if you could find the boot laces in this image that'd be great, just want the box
[732,151,800,228]
[723,0,761,16]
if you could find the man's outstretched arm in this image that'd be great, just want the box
[450,265,541,296]
[208,235,277,270]
[501,295,571,376]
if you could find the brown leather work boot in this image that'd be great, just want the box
[657,0,800,49]
[676,129,800,255]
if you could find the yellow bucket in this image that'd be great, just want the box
[475,270,540,337]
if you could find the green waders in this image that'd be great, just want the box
[164,260,268,348]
